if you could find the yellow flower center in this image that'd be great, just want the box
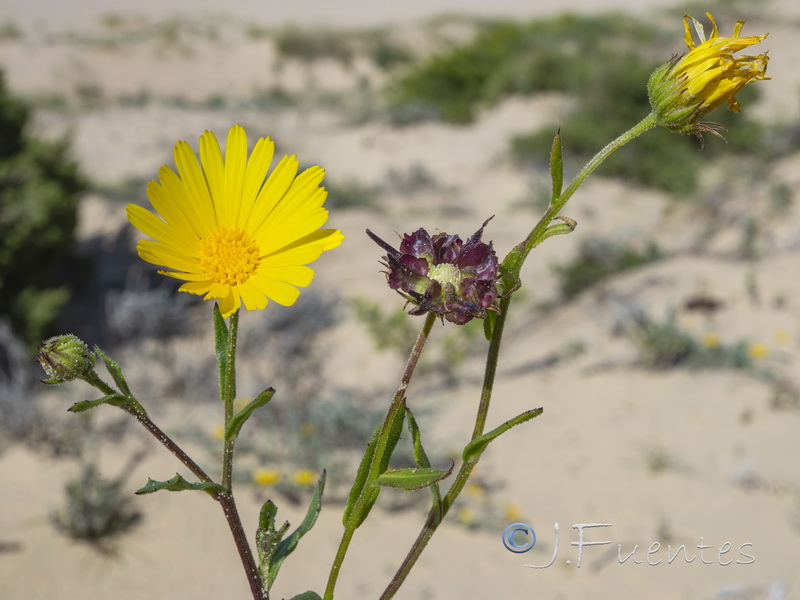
[199,227,260,285]
[428,262,464,289]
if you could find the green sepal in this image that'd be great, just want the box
[134,473,226,497]
[405,406,444,522]
[94,346,132,398]
[68,393,127,413]
[259,471,326,590]
[370,465,453,491]
[462,408,543,464]
[213,304,229,397]
[287,593,322,600]
[550,129,563,204]
[225,388,275,441]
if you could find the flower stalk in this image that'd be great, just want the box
[324,311,437,600]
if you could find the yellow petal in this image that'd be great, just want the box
[174,140,217,234]
[222,125,248,229]
[243,154,299,233]
[199,129,225,225]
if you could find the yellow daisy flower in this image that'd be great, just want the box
[702,332,720,348]
[291,469,317,487]
[648,13,769,137]
[747,342,768,360]
[126,125,344,318]
[252,468,282,486]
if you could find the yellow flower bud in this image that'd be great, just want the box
[648,13,769,139]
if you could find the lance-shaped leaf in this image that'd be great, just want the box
[405,406,444,522]
[342,400,406,529]
[550,129,563,204]
[134,473,226,497]
[261,471,326,590]
[341,430,384,530]
[94,346,132,399]
[483,309,498,341]
[225,388,275,441]
[213,304,229,394]
[256,500,290,591]
[462,408,543,464]
[371,465,453,491]
[68,393,127,413]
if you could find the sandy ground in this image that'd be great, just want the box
[2,1,800,599]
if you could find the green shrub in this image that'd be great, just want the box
[630,312,752,370]
[553,237,662,299]
[0,72,86,347]
[387,14,660,124]
[275,26,354,65]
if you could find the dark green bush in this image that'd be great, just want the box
[554,236,662,299]
[387,14,661,124]
[0,72,85,347]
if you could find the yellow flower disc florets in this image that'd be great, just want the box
[428,262,464,289]
[199,227,260,286]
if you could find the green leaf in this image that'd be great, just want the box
[256,500,290,588]
[405,407,431,469]
[405,406,444,522]
[288,593,322,600]
[94,346,132,398]
[462,408,543,464]
[263,471,326,589]
[371,465,453,491]
[550,129,563,204]
[536,216,577,245]
[483,309,497,341]
[225,388,275,441]
[342,401,406,529]
[213,304,229,396]
[342,423,380,526]
[68,393,127,413]
[134,473,226,497]
[376,401,405,475]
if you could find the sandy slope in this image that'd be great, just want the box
[1,2,800,599]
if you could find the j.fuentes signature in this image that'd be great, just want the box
[502,523,755,568]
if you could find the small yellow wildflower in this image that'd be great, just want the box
[252,468,282,486]
[211,425,226,440]
[702,332,720,348]
[748,343,769,360]
[456,507,475,525]
[504,503,523,522]
[291,469,317,487]
[127,125,344,318]
[648,13,769,138]
[299,423,317,438]
[465,482,485,499]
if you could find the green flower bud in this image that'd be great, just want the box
[37,334,95,383]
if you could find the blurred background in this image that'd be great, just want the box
[1,0,799,598]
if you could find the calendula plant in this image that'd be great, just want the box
[37,13,769,600]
